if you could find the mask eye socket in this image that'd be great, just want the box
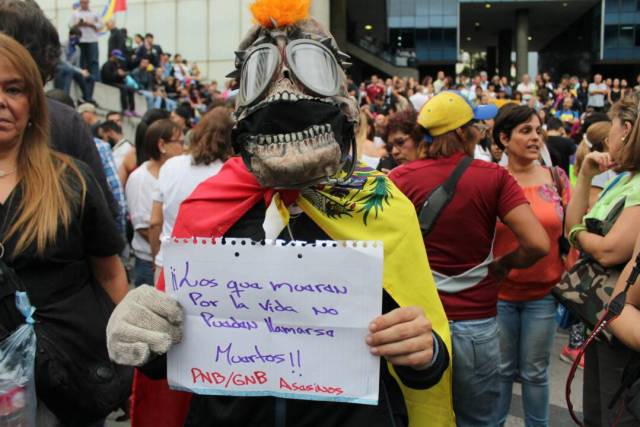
[238,44,280,107]
[286,40,341,97]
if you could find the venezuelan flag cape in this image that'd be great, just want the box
[131,157,454,427]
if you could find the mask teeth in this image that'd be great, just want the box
[254,122,335,147]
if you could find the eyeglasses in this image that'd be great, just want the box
[238,39,342,107]
[167,138,185,146]
[389,135,411,147]
[469,120,488,135]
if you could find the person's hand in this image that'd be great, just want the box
[489,257,511,282]
[366,306,434,370]
[81,69,90,78]
[580,151,615,179]
[117,69,126,77]
[106,285,183,366]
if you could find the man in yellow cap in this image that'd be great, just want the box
[389,91,550,426]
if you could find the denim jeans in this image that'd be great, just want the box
[134,257,154,287]
[54,63,94,101]
[450,317,500,427]
[497,294,556,427]
[78,42,100,82]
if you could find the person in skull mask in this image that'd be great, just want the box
[105,1,454,426]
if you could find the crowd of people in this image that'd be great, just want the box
[53,0,230,124]
[2,0,640,426]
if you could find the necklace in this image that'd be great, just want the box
[0,168,17,178]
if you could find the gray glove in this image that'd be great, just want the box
[106,285,184,366]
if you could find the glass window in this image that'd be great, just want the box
[619,25,635,46]
[430,28,444,49]
[443,28,457,48]
[400,16,416,27]
[387,0,401,17]
[605,13,621,24]
[401,0,416,16]
[429,15,444,27]
[429,0,444,15]
[604,24,619,48]
[621,11,640,22]
[621,0,636,11]
[416,16,429,28]
[606,0,620,13]
[416,0,429,16]
[442,0,457,15]
[443,15,457,27]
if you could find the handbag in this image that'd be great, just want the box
[418,156,472,236]
[551,197,626,341]
[0,256,133,426]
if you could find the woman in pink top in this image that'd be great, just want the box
[492,105,571,427]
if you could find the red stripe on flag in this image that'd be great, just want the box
[114,0,127,12]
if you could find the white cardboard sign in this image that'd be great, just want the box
[163,238,383,405]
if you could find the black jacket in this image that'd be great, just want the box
[101,59,126,85]
[108,28,127,55]
[47,98,119,222]
[142,201,449,427]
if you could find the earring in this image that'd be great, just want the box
[27,121,33,128]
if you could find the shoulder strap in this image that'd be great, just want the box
[550,166,564,200]
[418,156,473,236]
[441,156,473,195]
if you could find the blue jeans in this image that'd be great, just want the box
[78,42,100,82]
[134,257,154,287]
[54,63,94,101]
[450,317,500,427]
[497,294,557,427]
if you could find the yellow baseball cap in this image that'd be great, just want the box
[418,91,497,137]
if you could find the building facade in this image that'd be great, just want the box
[339,0,640,80]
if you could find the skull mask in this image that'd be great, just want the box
[230,18,359,189]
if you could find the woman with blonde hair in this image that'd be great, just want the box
[565,94,640,426]
[0,33,128,424]
[149,107,234,282]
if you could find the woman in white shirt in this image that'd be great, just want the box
[125,119,184,287]
[150,107,233,282]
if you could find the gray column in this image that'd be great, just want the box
[330,0,348,48]
[486,46,497,76]
[515,9,529,80]
[498,29,512,78]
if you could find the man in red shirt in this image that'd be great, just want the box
[366,74,385,103]
[389,91,549,427]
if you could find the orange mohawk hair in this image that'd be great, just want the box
[250,0,311,29]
